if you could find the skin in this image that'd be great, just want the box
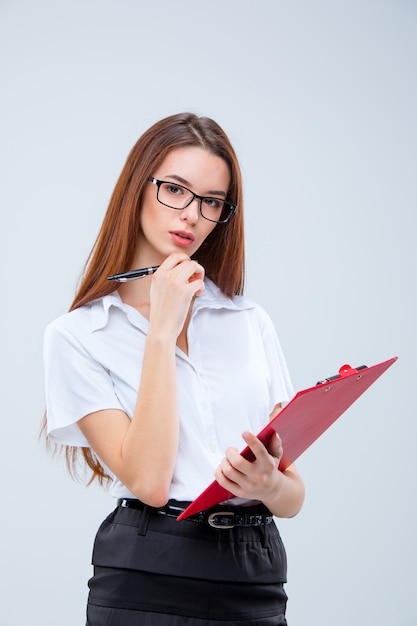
[77,146,305,517]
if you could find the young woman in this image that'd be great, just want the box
[44,112,305,625]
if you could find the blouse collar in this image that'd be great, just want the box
[90,278,255,332]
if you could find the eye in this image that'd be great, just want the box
[163,183,184,196]
[203,197,223,210]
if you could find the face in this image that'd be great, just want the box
[136,146,231,265]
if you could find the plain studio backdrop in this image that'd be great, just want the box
[1,1,416,624]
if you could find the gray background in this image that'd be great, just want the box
[1,1,416,624]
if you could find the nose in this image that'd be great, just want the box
[180,197,200,224]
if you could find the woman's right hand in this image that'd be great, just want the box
[149,253,205,341]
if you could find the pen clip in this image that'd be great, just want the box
[107,266,160,282]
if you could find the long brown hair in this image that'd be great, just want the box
[49,112,246,484]
[71,112,245,311]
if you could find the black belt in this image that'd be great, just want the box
[117,498,274,529]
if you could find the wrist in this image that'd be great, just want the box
[146,328,177,351]
[262,469,305,518]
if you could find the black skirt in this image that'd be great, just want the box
[86,501,288,625]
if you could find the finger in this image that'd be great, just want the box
[216,458,243,486]
[159,252,192,271]
[162,257,204,283]
[222,456,244,480]
[185,261,205,295]
[267,432,283,460]
[220,448,252,481]
[223,447,245,471]
[215,459,248,496]
[161,253,200,273]
[155,257,205,297]
[175,259,205,281]
[187,261,205,283]
[242,431,278,471]
[241,431,270,461]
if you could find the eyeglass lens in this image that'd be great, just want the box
[157,182,234,223]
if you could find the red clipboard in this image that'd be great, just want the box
[177,356,398,520]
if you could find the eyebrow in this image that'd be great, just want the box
[164,174,227,198]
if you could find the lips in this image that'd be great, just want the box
[169,231,195,247]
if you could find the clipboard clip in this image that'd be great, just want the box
[316,364,367,385]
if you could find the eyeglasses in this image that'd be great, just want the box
[148,177,237,224]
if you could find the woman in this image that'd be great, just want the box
[44,112,305,625]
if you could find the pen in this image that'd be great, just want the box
[107,266,160,282]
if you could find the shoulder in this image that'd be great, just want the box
[202,278,272,317]
[44,291,122,340]
[43,306,94,370]
[200,279,277,336]
[44,303,93,342]
[202,278,263,313]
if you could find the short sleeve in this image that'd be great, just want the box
[257,307,295,413]
[44,322,124,446]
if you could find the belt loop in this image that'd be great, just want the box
[261,512,268,548]
[136,504,152,536]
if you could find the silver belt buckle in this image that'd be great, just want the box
[208,511,235,529]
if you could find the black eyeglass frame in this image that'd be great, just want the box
[147,177,237,224]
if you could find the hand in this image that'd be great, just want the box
[149,253,205,339]
[214,431,284,502]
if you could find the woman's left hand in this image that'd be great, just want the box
[214,431,284,502]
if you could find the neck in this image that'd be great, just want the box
[117,273,152,311]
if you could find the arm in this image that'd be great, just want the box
[214,404,305,518]
[77,254,204,508]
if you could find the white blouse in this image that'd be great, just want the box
[44,278,294,501]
